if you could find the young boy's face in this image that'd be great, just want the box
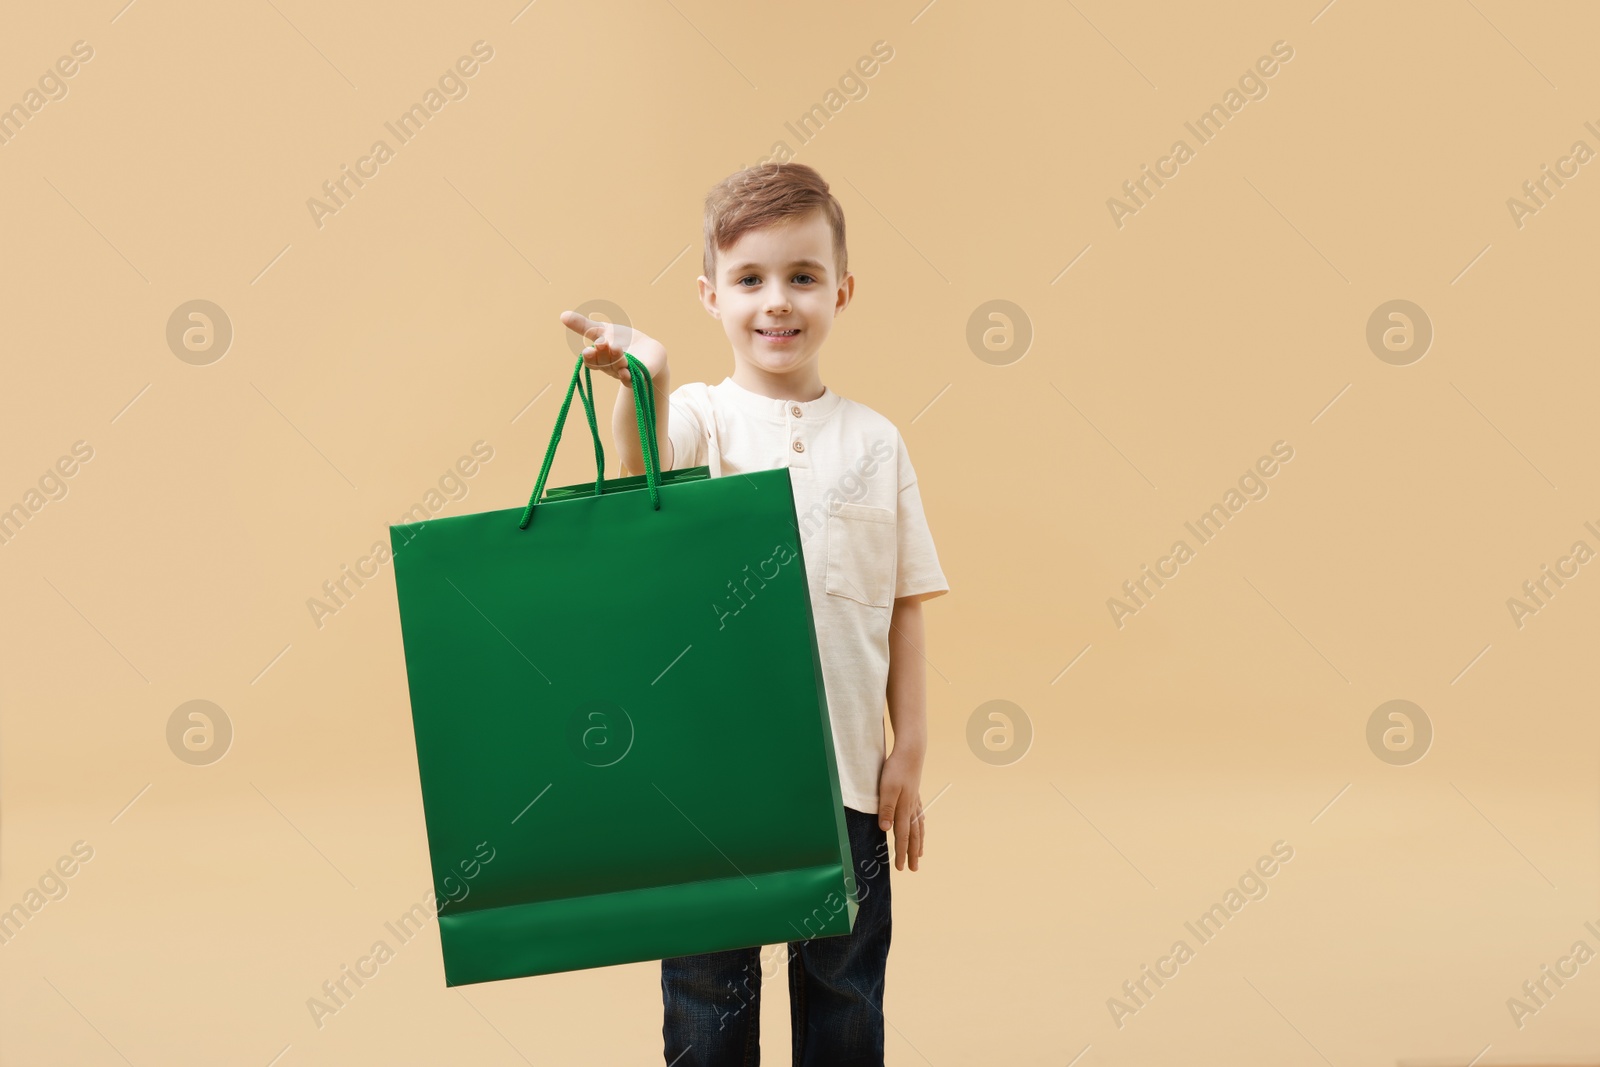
[698,209,853,386]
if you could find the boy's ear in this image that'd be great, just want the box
[696,275,721,318]
[834,272,855,315]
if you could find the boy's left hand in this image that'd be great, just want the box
[877,749,925,872]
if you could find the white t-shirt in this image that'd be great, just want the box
[663,375,949,815]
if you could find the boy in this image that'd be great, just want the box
[560,162,948,1066]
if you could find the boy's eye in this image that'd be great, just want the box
[738,273,817,286]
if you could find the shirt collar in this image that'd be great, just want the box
[716,375,844,420]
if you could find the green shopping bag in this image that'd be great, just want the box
[389,353,857,985]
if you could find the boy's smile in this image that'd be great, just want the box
[698,209,853,401]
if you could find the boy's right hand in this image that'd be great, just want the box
[560,310,669,390]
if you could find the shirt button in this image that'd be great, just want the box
[791,405,803,417]
[792,440,805,453]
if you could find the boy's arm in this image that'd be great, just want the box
[880,594,929,871]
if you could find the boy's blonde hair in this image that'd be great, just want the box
[702,162,848,287]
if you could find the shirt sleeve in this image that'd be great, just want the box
[665,382,707,471]
[894,428,949,602]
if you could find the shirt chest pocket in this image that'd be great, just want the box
[824,501,896,608]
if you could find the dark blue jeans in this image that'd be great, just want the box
[661,806,892,1066]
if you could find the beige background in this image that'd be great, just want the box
[2,0,1598,1063]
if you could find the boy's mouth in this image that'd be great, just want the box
[755,328,800,337]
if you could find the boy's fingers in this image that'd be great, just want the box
[879,800,903,868]
[560,309,614,337]
[562,313,667,386]
[564,313,631,361]
[579,345,630,383]
[895,806,911,870]
[559,309,598,338]
[564,312,615,375]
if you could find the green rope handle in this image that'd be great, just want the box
[517,352,663,529]
[623,352,662,512]
[517,356,604,529]
[575,358,606,490]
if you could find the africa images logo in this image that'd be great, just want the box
[305,41,494,229]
